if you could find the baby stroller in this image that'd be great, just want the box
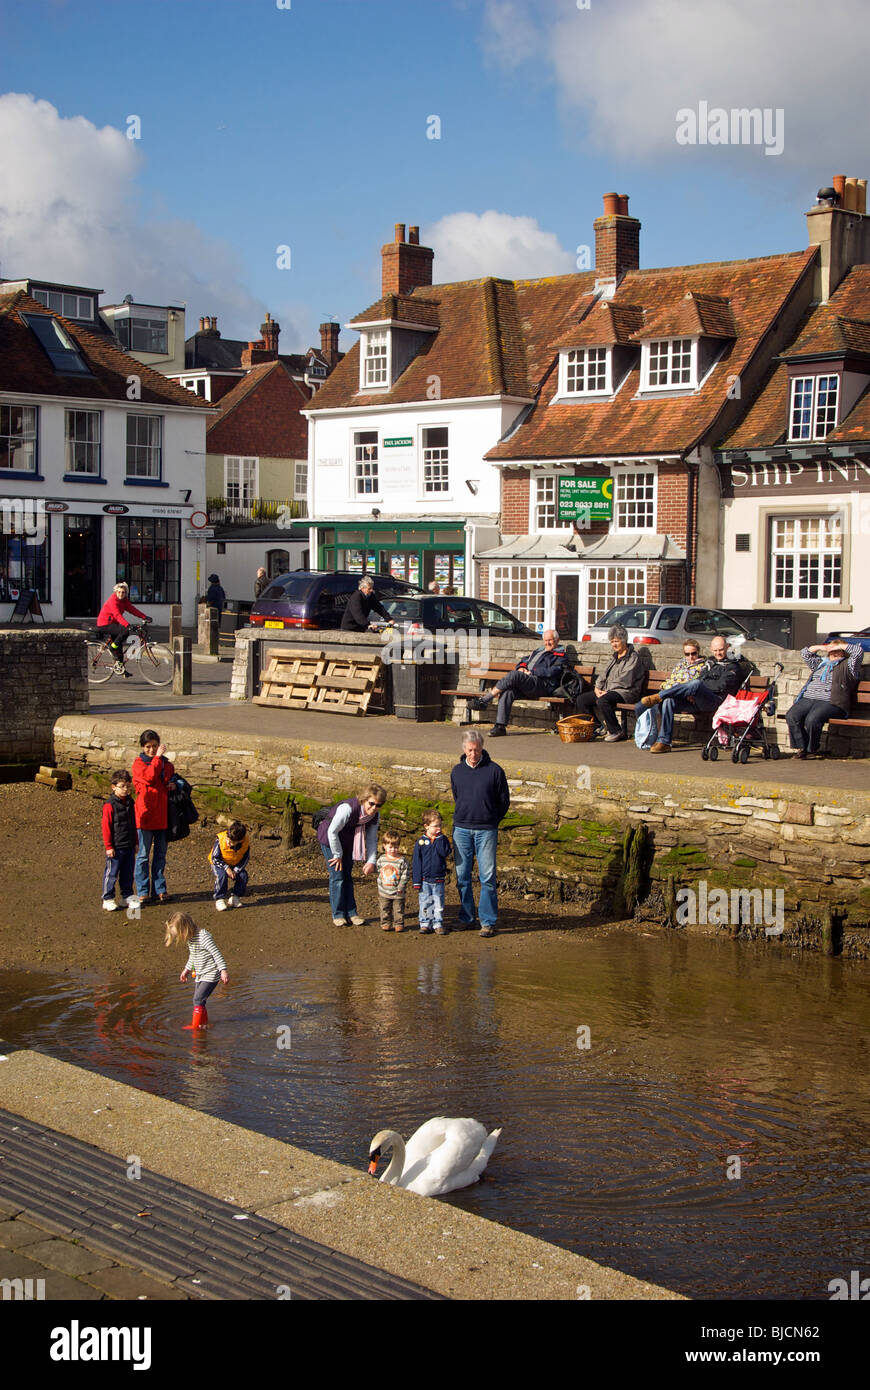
[701,663,784,764]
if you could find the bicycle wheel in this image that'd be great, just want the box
[137,642,173,686]
[86,641,116,684]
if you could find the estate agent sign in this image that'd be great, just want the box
[557,476,613,521]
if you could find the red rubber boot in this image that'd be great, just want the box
[200,1006,209,1027]
[183,1006,204,1031]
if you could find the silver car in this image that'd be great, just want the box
[581,603,779,648]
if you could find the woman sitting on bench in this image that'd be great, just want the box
[785,641,863,759]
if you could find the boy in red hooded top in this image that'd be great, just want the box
[97,581,149,674]
[132,728,176,904]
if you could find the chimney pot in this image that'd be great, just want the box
[395,223,406,243]
[619,194,630,215]
[857,179,867,215]
[844,177,859,212]
[832,175,846,202]
[602,192,620,216]
[408,226,420,244]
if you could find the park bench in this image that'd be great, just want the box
[615,670,772,738]
[441,661,595,723]
[826,679,870,732]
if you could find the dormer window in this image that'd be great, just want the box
[643,338,695,389]
[32,288,94,321]
[560,348,610,396]
[789,375,839,441]
[362,330,389,388]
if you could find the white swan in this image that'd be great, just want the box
[368,1117,502,1197]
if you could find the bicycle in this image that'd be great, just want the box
[86,620,173,687]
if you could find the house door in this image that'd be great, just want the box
[64,515,102,617]
[553,573,582,641]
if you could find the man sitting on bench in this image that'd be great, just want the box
[469,629,570,736]
[636,633,742,754]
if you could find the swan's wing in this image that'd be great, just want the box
[403,1118,490,1194]
[436,1126,502,1195]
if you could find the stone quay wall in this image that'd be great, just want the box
[230,628,870,751]
[0,629,88,762]
[53,714,870,958]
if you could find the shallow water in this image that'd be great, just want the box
[1,932,867,1299]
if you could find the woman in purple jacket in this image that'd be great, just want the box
[316,784,387,926]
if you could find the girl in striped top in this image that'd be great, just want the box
[165,911,229,1031]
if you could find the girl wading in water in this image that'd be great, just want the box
[316,784,387,926]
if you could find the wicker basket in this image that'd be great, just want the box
[556,714,597,744]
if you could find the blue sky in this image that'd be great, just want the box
[1,0,867,351]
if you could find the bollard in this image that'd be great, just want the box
[169,603,183,647]
[173,635,192,696]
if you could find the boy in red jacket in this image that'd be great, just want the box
[132,728,176,903]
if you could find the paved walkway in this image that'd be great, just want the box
[0,1105,441,1301]
[82,696,870,793]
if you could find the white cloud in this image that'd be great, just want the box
[424,210,575,282]
[482,0,870,166]
[0,93,279,340]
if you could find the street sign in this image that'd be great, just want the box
[557,476,613,521]
[185,527,215,539]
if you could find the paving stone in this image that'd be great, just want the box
[25,1239,115,1276]
[40,1270,105,1301]
[0,1219,51,1249]
[84,1267,189,1300]
[0,1248,45,1280]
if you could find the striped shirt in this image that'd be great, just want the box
[185,928,227,982]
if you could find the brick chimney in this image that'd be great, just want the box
[807,173,870,302]
[593,193,641,282]
[381,221,434,297]
[319,320,340,367]
[241,312,280,367]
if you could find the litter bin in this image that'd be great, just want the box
[389,637,457,721]
[219,600,254,655]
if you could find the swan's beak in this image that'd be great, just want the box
[367,1156,379,1176]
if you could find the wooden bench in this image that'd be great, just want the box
[826,679,870,730]
[441,661,595,722]
[615,671,771,737]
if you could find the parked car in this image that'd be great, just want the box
[826,625,870,652]
[582,603,780,648]
[250,571,423,630]
[378,594,536,638]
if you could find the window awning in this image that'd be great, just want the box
[475,532,686,562]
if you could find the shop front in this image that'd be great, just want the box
[313,521,467,591]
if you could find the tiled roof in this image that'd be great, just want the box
[0,291,207,407]
[206,359,310,457]
[719,265,870,450]
[630,291,736,341]
[185,329,318,375]
[309,275,593,409]
[487,251,815,461]
[349,294,441,327]
[556,300,645,349]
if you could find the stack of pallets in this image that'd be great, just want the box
[255,647,382,716]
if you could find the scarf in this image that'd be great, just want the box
[353,807,377,861]
[815,657,835,685]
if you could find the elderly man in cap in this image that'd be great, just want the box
[469,629,570,736]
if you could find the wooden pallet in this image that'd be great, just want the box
[255,648,382,716]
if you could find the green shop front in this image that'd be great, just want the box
[312,521,466,592]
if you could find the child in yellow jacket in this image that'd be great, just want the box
[209,820,250,911]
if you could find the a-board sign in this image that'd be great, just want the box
[9,589,45,624]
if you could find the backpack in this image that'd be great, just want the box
[167,776,199,842]
[312,806,331,831]
[554,671,585,704]
[634,707,657,750]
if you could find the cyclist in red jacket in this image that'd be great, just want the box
[96,582,149,675]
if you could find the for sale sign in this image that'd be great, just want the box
[557,476,613,521]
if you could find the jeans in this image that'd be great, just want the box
[452,827,498,928]
[575,688,624,735]
[134,829,168,896]
[193,977,220,1007]
[102,848,136,902]
[493,670,544,726]
[418,880,445,931]
[785,697,846,754]
[212,864,249,901]
[650,679,721,745]
[321,842,358,920]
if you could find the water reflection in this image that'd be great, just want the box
[0,932,866,1300]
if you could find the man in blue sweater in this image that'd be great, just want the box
[450,729,510,937]
[469,629,570,735]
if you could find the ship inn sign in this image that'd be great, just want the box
[724,453,870,496]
